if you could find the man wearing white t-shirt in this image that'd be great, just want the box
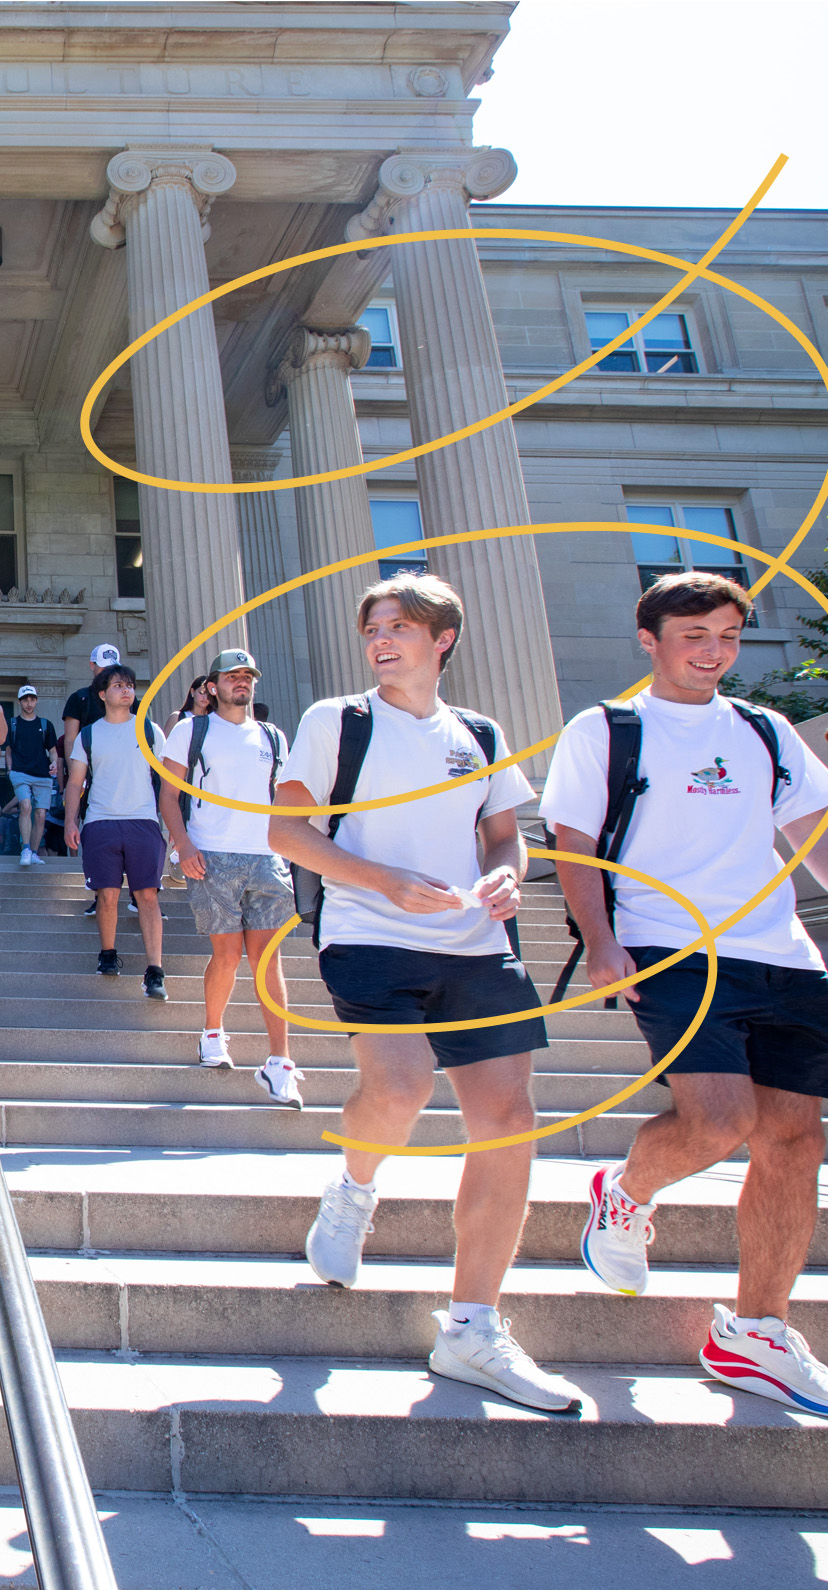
[160,649,299,1105]
[269,573,582,1415]
[542,570,828,1417]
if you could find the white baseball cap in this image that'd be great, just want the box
[17,684,37,699]
[90,644,121,667]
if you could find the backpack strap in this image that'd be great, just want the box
[730,699,792,804]
[258,722,285,806]
[145,719,162,813]
[303,694,373,948]
[180,713,211,825]
[78,723,94,820]
[552,702,648,1012]
[449,706,522,959]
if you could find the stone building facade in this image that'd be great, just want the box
[0,1,825,765]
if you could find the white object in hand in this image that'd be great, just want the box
[449,885,485,910]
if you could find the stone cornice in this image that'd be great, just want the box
[230,448,284,484]
[345,146,517,242]
[265,326,371,406]
[90,145,236,248]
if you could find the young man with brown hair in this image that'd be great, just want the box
[542,570,828,1415]
[269,573,582,1414]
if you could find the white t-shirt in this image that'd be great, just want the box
[71,718,166,825]
[540,690,828,971]
[165,712,289,861]
[282,689,535,954]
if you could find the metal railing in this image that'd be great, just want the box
[0,1165,118,1588]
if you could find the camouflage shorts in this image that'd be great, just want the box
[186,851,294,937]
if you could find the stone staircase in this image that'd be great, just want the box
[0,856,826,1511]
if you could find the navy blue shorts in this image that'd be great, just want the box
[318,944,549,1068]
[82,819,166,893]
[628,945,828,1097]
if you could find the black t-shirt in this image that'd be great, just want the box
[8,716,57,777]
[62,686,138,728]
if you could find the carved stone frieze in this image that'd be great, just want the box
[230,448,283,484]
[409,67,449,98]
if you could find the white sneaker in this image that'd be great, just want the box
[254,1057,305,1109]
[197,1030,234,1069]
[19,848,31,867]
[580,1164,656,1296]
[700,1304,828,1416]
[30,853,45,865]
[429,1309,582,1413]
[306,1179,378,1287]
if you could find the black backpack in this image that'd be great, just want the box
[548,697,792,1010]
[179,713,284,825]
[290,695,519,953]
[78,719,162,820]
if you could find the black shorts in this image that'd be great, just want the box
[628,945,828,1098]
[318,943,549,1069]
[82,819,166,893]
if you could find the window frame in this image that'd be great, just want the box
[624,498,759,626]
[584,306,700,375]
[112,477,145,601]
[0,462,24,594]
[358,300,402,371]
[368,493,427,580]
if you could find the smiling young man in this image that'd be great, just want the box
[269,573,582,1414]
[160,649,299,1103]
[541,571,828,1415]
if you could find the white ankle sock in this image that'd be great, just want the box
[732,1315,770,1334]
[266,1056,292,1069]
[446,1301,491,1334]
[342,1169,376,1195]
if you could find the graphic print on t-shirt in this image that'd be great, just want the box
[688,755,739,794]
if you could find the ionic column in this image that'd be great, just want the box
[348,150,563,777]
[231,448,309,737]
[266,327,375,700]
[91,147,245,712]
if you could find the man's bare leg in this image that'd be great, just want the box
[619,1073,758,1206]
[340,1031,436,1186]
[244,927,290,1056]
[736,1085,825,1319]
[134,886,163,966]
[95,887,120,952]
[446,1053,534,1305]
[204,932,243,1028]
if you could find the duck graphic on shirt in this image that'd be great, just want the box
[690,756,732,787]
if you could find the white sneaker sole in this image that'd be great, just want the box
[254,1067,302,1109]
[429,1346,581,1413]
[699,1344,828,1417]
[198,1053,234,1069]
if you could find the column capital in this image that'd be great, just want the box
[345,147,517,242]
[90,145,237,249]
[265,325,371,407]
[230,447,283,484]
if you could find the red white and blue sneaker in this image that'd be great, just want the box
[699,1304,828,1417]
[580,1164,656,1297]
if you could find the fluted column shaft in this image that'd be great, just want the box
[232,450,307,737]
[356,151,562,776]
[271,328,375,700]
[92,149,245,715]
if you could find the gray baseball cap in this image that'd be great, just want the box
[208,648,261,680]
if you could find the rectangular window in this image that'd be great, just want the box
[626,501,758,625]
[0,474,16,591]
[114,478,144,599]
[369,499,427,581]
[359,305,399,369]
[586,309,698,374]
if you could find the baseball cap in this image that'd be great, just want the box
[90,644,121,667]
[17,685,37,699]
[208,648,261,680]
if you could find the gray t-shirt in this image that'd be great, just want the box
[71,718,165,824]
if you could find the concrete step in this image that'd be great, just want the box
[0,966,595,1002]
[6,1150,828,1266]
[4,1351,823,1505]
[0,1061,670,1114]
[24,1250,828,1365]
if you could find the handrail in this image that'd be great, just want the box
[0,1164,118,1588]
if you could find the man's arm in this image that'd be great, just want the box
[269,780,462,915]
[63,717,81,761]
[781,808,828,890]
[46,725,58,779]
[159,758,207,879]
[0,705,6,749]
[475,808,525,921]
[552,823,640,1002]
[62,760,87,852]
